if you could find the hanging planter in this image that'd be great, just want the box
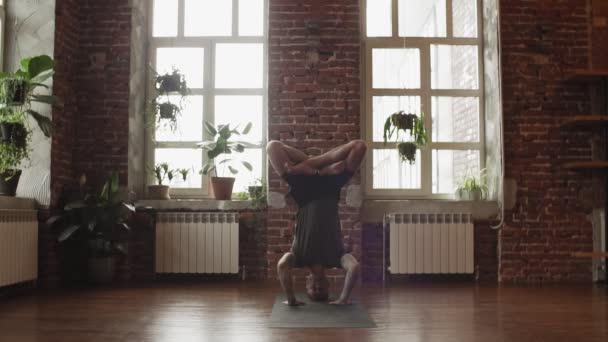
[397,142,417,164]
[0,78,28,106]
[383,110,428,164]
[158,102,179,119]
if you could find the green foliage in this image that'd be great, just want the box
[248,178,267,210]
[455,168,488,199]
[148,67,189,132]
[198,122,254,177]
[0,109,30,176]
[0,55,56,138]
[233,191,249,200]
[148,163,190,186]
[47,173,135,258]
[383,111,428,164]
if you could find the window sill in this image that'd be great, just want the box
[0,197,37,210]
[135,199,256,211]
[361,199,500,223]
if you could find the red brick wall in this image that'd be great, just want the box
[267,0,362,280]
[51,0,81,205]
[72,0,131,186]
[46,0,600,284]
[499,0,594,282]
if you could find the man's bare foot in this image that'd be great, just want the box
[283,299,306,306]
[319,161,346,176]
[284,161,317,176]
[329,298,352,305]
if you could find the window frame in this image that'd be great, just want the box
[0,0,5,71]
[145,0,268,198]
[362,0,486,199]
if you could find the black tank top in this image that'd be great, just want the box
[283,171,353,207]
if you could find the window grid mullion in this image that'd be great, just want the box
[177,0,185,38]
[446,0,453,38]
[420,42,432,196]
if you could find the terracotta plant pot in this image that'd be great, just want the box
[211,177,235,200]
[148,185,170,199]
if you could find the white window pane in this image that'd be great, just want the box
[156,48,204,89]
[373,149,421,189]
[185,0,232,36]
[372,48,420,89]
[432,97,479,142]
[372,96,420,142]
[399,0,446,37]
[215,95,263,143]
[453,0,478,38]
[239,0,264,36]
[432,149,480,194]
[153,0,178,37]
[367,0,392,37]
[431,45,478,89]
[215,44,263,88]
[215,148,262,193]
[156,96,203,142]
[155,149,203,188]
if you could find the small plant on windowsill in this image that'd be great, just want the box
[455,168,488,201]
[0,109,30,196]
[198,121,253,200]
[147,163,175,200]
[383,110,428,164]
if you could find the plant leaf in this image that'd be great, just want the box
[204,121,217,136]
[241,161,253,171]
[228,165,238,174]
[58,224,81,242]
[122,203,136,212]
[26,110,53,137]
[31,95,57,105]
[27,55,55,79]
[31,70,54,84]
[242,122,252,135]
[120,222,131,231]
[46,215,62,226]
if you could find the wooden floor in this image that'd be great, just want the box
[0,281,607,342]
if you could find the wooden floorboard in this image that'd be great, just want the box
[0,281,606,342]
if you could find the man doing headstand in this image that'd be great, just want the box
[267,140,367,306]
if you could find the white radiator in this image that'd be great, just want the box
[387,213,474,274]
[0,210,38,287]
[155,212,239,274]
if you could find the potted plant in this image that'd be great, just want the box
[0,55,56,137]
[147,162,175,200]
[47,173,135,285]
[455,168,488,200]
[248,178,267,210]
[383,110,428,164]
[0,109,30,195]
[198,122,253,200]
[155,68,187,94]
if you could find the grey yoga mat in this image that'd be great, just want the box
[268,294,376,328]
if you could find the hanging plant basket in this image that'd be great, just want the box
[156,73,183,93]
[0,78,28,106]
[158,102,179,120]
[397,142,417,164]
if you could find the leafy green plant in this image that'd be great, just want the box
[47,173,135,258]
[198,122,254,177]
[383,110,428,164]
[0,109,30,178]
[148,67,189,132]
[0,55,56,137]
[455,168,488,200]
[177,168,190,182]
[149,163,172,186]
[248,178,267,209]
